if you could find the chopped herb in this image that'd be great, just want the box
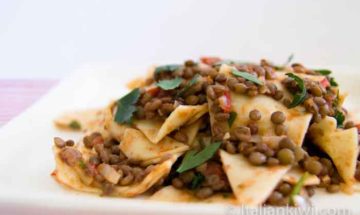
[176,141,222,173]
[284,53,294,66]
[213,59,252,67]
[114,88,141,124]
[334,110,345,128]
[69,120,81,130]
[177,74,201,97]
[286,73,307,108]
[289,172,309,206]
[190,172,205,189]
[222,193,231,198]
[314,69,332,76]
[231,68,263,85]
[274,53,294,70]
[228,111,237,127]
[78,160,86,169]
[330,77,338,87]
[155,64,182,74]
[156,77,183,90]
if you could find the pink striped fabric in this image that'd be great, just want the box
[0,80,58,127]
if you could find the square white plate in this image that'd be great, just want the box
[1,64,360,214]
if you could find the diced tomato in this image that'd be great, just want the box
[200,56,222,65]
[320,78,330,88]
[146,86,160,97]
[218,91,231,113]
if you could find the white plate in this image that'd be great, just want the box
[0,65,360,215]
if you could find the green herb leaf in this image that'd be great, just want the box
[176,142,222,173]
[289,172,309,206]
[190,172,205,189]
[213,59,253,67]
[231,68,263,85]
[177,74,201,97]
[314,69,332,76]
[114,88,141,124]
[69,120,81,130]
[228,111,237,127]
[286,73,307,108]
[274,53,294,70]
[334,110,345,128]
[155,64,182,74]
[156,77,183,90]
[78,160,86,169]
[285,53,294,66]
[330,77,338,87]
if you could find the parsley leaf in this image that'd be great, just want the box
[155,64,182,74]
[177,74,201,97]
[231,68,263,85]
[176,142,222,173]
[334,110,345,128]
[114,88,141,124]
[314,69,332,76]
[190,172,205,189]
[69,120,81,130]
[286,73,307,108]
[289,172,309,206]
[156,77,183,90]
[228,111,237,127]
[330,77,338,87]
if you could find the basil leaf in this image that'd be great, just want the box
[156,77,183,90]
[231,68,263,85]
[155,64,182,74]
[177,74,201,97]
[228,111,237,127]
[190,172,205,189]
[334,110,345,128]
[176,141,222,173]
[330,77,338,87]
[286,73,307,108]
[114,88,141,124]
[314,69,332,76]
[69,120,81,130]
[289,172,309,206]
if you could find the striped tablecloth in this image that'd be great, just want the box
[0,80,57,127]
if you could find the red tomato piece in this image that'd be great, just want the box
[200,56,222,65]
[218,91,231,113]
[320,78,330,88]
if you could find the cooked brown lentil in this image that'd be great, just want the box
[249,109,261,121]
[271,111,286,124]
[277,148,295,165]
[275,124,287,136]
[54,137,66,148]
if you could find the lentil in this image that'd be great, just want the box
[277,148,295,165]
[271,111,286,124]
[248,152,267,165]
[249,109,261,121]
[275,124,287,136]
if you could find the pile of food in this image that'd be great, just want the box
[51,56,360,207]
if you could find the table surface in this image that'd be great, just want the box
[0,80,57,127]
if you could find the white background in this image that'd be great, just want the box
[0,0,359,79]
